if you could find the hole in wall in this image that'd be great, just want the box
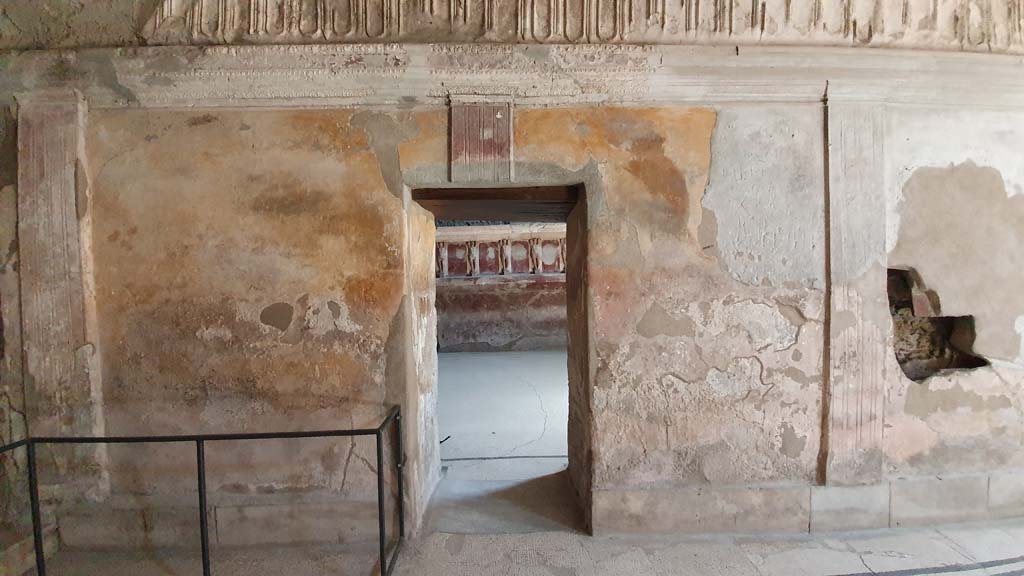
[887,268,988,382]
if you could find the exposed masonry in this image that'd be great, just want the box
[887,269,987,382]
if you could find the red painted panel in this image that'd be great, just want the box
[478,241,501,275]
[540,239,561,273]
[450,102,512,182]
[510,240,531,274]
[446,242,469,277]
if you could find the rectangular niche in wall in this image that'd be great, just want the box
[887,268,988,382]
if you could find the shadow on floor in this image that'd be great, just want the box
[43,544,379,576]
[426,468,584,535]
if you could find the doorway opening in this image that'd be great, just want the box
[411,185,588,534]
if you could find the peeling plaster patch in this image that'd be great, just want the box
[891,110,1024,193]
[703,299,798,353]
[351,111,417,199]
[776,303,807,328]
[704,106,824,288]
[706,357,764,398]
[249,181,330,216]
[196,325,233,343]
[886,110,1024,252]
[622,131,690,223]
[636,302,696,338]
[697,206,719,256]
[779,366,816,386]
[304,295,360,335]
[187,113,218,127]
[780,422,806,458]
[260,302,293,332]
[595,279,822,487]
[904,381,1012,418]
[889,162,1024,363]
[885,365,1024,474]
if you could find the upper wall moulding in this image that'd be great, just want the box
[137,0,1024,53]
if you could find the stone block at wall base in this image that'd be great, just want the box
[810,485,890,532]
[592,485,811,534]
[890,476,989,527]
[59,499,381,549]
[59,505,205,549]
[0,524,59,576]
[592,473,1017,534]
[215,501,379,546]
[989,471,1024,519]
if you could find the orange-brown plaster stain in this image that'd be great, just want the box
[516,107,715,244]
[86,108,406,478]
[398,110,448,171]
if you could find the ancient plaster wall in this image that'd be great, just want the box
[17,97,110,520]
[395,200,442,527]
[71,103,829,536]
[883,108,1024,479]
[565,197,593,529]
[508,105,826,532]
[0,103,27,530]
[7,58,1023,537]
[436,277,567,352]
[81,107,425,544]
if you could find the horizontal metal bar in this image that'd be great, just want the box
[7,405,405,576]
[441,455,567,462]
[32,427,385,445]
[0,438,28,455]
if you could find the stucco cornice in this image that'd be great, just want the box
[4,44,1024,109]
[4,0,1024,56]
[143,0,1024,57]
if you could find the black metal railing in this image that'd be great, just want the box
[0,405,405,576]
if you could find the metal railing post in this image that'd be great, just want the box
[2,406,405,575]
[197,439,212,576]
[27,441,46,576]
[395,411,405,539]
[376,429,387,576]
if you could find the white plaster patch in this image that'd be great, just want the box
[704,105,825,289]
[885,108,1024,252]
[196,324,234,342]
[305,294,361,335]
[700,299,798,353]
[706,357,763,398]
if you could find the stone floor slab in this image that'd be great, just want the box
[25,518,1024,576]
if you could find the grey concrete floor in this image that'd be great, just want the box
[38,518,1024,575]
[438,350,569,461]
[432,351,581,534]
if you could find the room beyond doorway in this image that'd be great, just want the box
[432,350,577,533]
[410,185,588,534]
